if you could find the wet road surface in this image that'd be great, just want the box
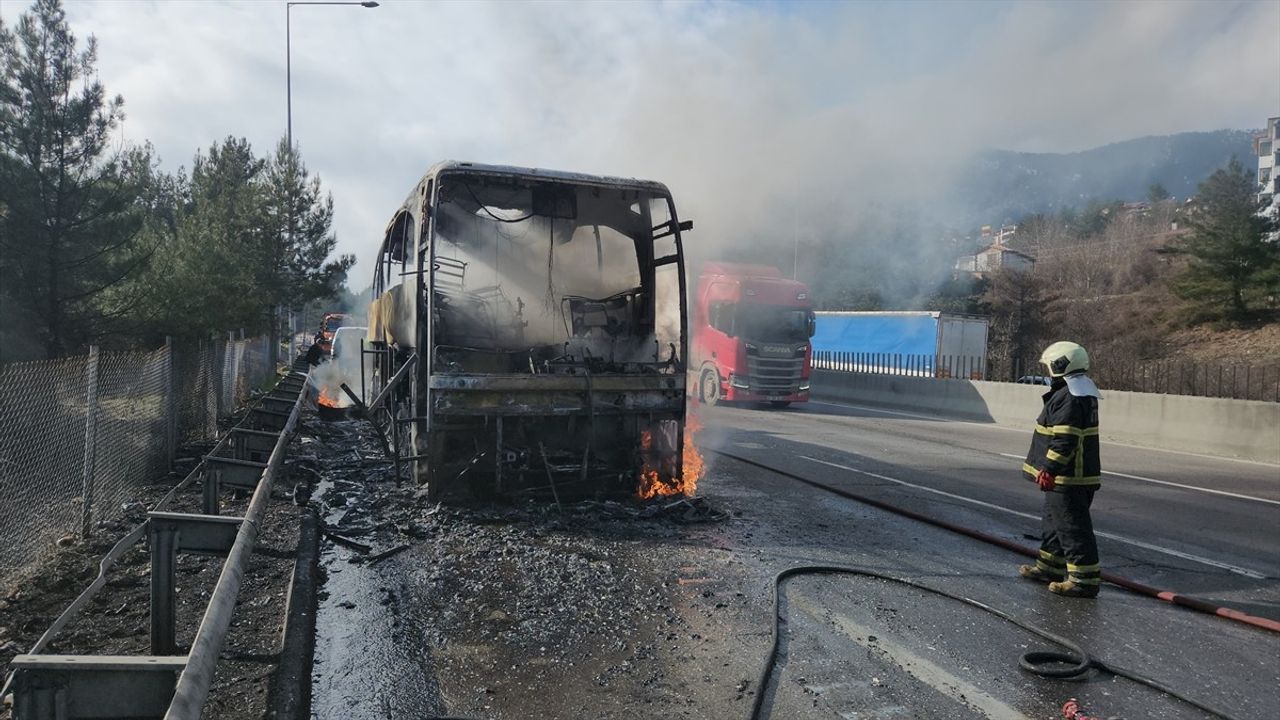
[306,406,1279,719]
[716,399,1280,617]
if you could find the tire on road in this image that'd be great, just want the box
[700,367,720,406]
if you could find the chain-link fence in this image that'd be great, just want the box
[0,335,277,582]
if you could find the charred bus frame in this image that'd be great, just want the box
[367,162,691,500]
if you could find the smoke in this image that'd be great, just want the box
[54,0,1280,308]
[494,1,1277,309]
[308,327,371,407]
[378,0,1276,309]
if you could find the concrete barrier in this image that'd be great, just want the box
[811,369,1280,465]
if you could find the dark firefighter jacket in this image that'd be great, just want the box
[1023,380,1101,488]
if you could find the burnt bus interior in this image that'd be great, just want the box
[370,167,689,500]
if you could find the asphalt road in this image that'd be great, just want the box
[700,399,1280,719]
[307,404,1280,719]
[705,398,1280,618]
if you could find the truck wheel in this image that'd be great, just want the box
[700,368,720,406]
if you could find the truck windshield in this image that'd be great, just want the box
[737,305,809,343]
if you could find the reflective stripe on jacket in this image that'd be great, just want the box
[1023,381,1101,487]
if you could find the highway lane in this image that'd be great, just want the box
[700,455,1278,720]
[304,408,1279,719]
[701,399,1280,619]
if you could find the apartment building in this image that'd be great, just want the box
[1255,116,1279,206]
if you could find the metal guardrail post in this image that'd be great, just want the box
[150,520,179,655]
[11,655,187,718]
[80,346,100,539]
[202,469,221,516]
[149,512,245,658]
[164,373,306,720]
[8,363,307,720]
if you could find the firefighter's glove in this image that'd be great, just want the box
[1036,469,1055,492]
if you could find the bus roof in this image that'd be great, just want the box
[402,161,672,208]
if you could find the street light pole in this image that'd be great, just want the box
[281,0,377,369]
[286,0,380,153]
[286,6,291,152]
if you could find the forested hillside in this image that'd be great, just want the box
[959,130,1257,226]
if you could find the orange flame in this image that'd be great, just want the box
[636,410,705,499]
[317,387,342,408]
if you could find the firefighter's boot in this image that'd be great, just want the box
[1018,564,1065,583]
[1048,579,1100,598]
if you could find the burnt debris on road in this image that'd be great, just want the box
[304,404,1277,720]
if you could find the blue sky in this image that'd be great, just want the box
[5,0,1277,280]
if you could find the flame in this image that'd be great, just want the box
[317,387,342,408]
[636,409,705,499]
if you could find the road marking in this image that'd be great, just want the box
[807,400,1002,426]
[799,455,1269,579]
[994,453,1280,506]
[806,399,1280,468]
[789,593,1028,720]
[801,455,1041,521]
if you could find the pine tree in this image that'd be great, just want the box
[261,139,354,366]
[981,266,1052,378]
[1167,158,1280,322]
[0,0,152,357]
[140,137,269,338]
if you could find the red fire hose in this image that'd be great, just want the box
[711,449,1280,634]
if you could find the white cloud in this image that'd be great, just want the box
[9,0,1277,286]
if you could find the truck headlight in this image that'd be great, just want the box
[730,374,750,389]
[799,382,810,391]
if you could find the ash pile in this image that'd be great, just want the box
[303,415,732,697]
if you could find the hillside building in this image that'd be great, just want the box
[954,242,1035,277]
[979,224,1018,245]
[1255,117,1279,207]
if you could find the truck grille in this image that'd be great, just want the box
[746,356,804,393]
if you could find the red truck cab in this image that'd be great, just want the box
[316,312,349,356]
[692,263,815,407]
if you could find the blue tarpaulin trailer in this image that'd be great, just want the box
[812,311,989,378]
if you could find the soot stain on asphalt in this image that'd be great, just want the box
[307,418,734,719]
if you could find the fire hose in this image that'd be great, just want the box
[749,565,1241,720]
[712,449,1280,633]
[706,450,1256,720]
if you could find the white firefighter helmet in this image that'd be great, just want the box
[1039,341,1089,378]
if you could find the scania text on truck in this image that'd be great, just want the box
[366,161,691,500]
[692,262,815,407]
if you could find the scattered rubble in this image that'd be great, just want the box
[308,418,741,719]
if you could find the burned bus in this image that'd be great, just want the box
[367,162,691,500]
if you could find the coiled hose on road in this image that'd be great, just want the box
[706,449,1259,719]
[750,564,1242,720]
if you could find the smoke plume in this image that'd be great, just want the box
[54,0,1280,307]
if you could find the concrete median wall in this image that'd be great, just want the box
[811,369,1280,464]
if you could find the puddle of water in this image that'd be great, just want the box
[309,455,444,719]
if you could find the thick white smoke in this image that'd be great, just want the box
[56,0,1280,302]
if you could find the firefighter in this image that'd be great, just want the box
[305,332,324,366]
[1018,341,1103,598]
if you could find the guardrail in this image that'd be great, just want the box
[812,351,986,380]
[4,358,310,719]
[810,368,1280,464]
[813,350,1280,402]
